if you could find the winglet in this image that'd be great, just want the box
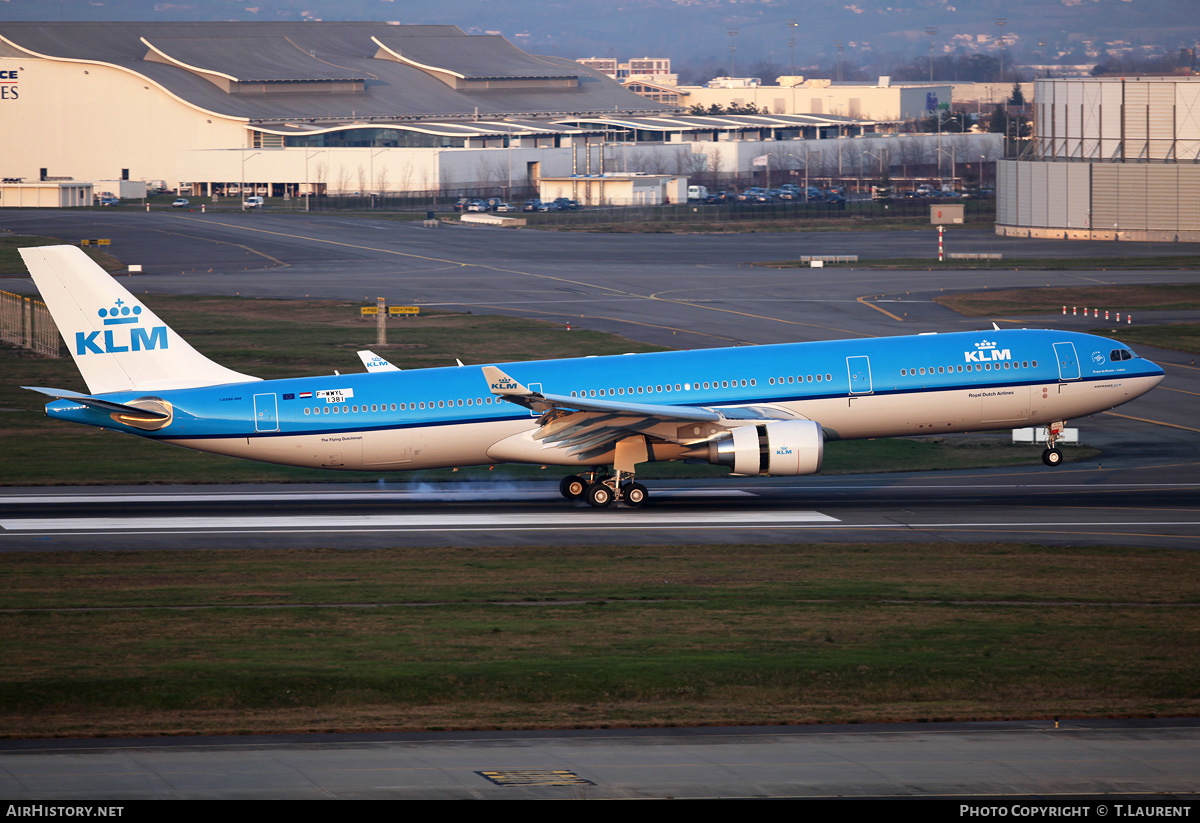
[482,365,530,396]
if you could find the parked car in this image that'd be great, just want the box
[97,197,120,206]
[522,199,542,212]
[171,198,190,208]
[494,202,515,212]
[243,196,264,208]
[552,197,580,210]
[465,199,486,212]
[453,197,472,211]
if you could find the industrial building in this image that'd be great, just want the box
[0,22,879,202]
[996,76,1200,242]
[674,77,954,123]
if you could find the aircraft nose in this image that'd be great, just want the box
[1147,359,1166,386]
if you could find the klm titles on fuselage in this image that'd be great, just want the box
[964,341,1012,363]
[77,304,168,355]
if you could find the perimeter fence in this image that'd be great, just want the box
[0,289,63,358]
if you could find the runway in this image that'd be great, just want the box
[4,461,1199,550]
[1,719,1197,799]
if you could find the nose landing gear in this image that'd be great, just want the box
[1042,421,1066,467]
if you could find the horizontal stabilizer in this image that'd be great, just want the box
[23,386,170,419]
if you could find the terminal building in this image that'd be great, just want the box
[996,76,1200,242]
[0,22,880,202]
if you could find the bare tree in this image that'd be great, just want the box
[335,165,352,195]
[707,144,724,174]
[396,161,414,194]
[357,164,367,195]
[375,165,390,196]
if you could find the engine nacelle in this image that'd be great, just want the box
[708,420,824,476]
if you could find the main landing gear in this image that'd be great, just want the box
[1041,421,1066,467]
[559,469,648,508]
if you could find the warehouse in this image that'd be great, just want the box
[996,76,1200,242]
[0,21,876,199]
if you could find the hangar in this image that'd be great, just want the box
[996,76,1200,242]
[0,22,875,200]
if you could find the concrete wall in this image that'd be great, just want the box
[0,182,93,207]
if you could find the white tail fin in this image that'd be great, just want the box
[20,245,259,394]
[357,350,401,372]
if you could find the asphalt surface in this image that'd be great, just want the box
[2,719,1198,800]
[4,209,1200,350]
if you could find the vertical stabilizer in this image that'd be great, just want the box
[20,245,259,394]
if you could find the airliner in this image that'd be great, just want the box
[20,245,1165,508]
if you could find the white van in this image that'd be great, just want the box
[687,185,708,201]
[243,196,264,209]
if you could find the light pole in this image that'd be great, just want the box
[864,148,885,177]
[304,150,320,212]
[240,150,260,211]
[370,147,387,208]
[936,143,956,190]
[787,149,809,200]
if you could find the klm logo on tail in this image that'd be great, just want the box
[76,300,168,355]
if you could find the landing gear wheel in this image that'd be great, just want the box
[586,482,614,508]
[560,475,587,500]
[622,482,648,508]
[1042,447,1063,467]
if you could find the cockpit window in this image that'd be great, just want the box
[1110,349,1133,362]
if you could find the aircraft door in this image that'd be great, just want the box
[847,355,873,395]
[1053,342,1081,381]
[253,393,279,432]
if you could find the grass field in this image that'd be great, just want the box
[0,236,121,275]
[2,541,1196,738]
[935,284,1200,316]
[930,284,1200,354]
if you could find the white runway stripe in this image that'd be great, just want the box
[1,510,837,531]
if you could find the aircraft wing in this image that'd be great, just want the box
[481,365,792,459]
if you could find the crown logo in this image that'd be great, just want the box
[98,299,143,326]
[975,340,996,349]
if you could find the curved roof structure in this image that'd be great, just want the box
[0,21,677,127]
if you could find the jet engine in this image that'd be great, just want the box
[705,420,824,476]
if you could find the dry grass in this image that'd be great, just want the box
[935,284,1200,317]
[2,543,1198,738]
